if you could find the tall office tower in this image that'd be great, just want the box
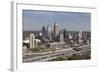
[30,33,35,49]
[63,29,67,38]
[42,26,48,42]
[60,31,64,43]
[79,30,82,44]
[47,25,52,41]
[54,22,60,38]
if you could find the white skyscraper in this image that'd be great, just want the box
[47,25,52,40]
[79,31,82,38]
[79,31,82,44]
[30,33,35,49]
[54,22,60,38]
[60,31,64,43]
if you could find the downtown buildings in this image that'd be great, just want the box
[22,22,91,62]
[23,22,91,52]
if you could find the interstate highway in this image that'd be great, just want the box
[23,45,90,62]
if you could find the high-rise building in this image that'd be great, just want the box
[30,33,35,49]
[54,22,60,38]
[60,31,64,43]
[47,25,52,41]
[79,31,82,44]
[42,26,47,40]
[63,29,67,38]
[79,31,82,38]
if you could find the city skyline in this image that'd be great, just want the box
[23,10,91,31]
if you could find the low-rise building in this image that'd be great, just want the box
[49,42,68,49]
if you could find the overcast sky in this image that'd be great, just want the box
[23,10,91,31]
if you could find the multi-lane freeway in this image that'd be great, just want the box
[23,45,91,62]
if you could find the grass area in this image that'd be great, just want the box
[68,51,91,60]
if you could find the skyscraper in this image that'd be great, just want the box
[30,33,35,49]
[60,31,64,43]
[41,26,48,43]
[79,30,82,44]
[54,22,60,38]
[47,25,52,41]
